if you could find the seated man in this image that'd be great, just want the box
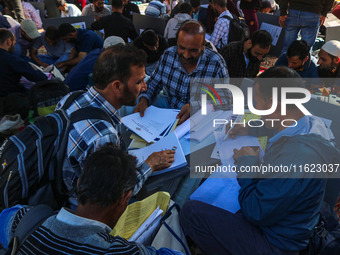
[133,29,168,75]
[164,2,192,46]
[57,23,104,72]
[56,44,175,207]
[134,20,231,125]
[219,30,272,79]
[91,0,138,42]
[181,66,340,255]
[145,0,166,18]
[0,144,182,255]
[275,40,319,79]
[57,0,82,17]
[317,40,340,93]
[64,36,125,91]
[82,0,111,20]
[9,19,41,58]
[0,29,46,119]
[30,26,73,68]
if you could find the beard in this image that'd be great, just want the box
[9,44,15,54]
[179,54,199,67]
[318,65,338,78]
[247,48,261,63]
[121,83,138,106]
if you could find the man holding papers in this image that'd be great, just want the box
[134,20,231,125]
[181,66,340,254]
[0,145,183,255]
[56,44,175,208]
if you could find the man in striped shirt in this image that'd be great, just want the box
[0,144,182,255]
[145,0,166,17]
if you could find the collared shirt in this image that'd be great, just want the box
[22,1,43,29]
[210,10,233,48]
[81,3,111,18]
[56,87,152,197]
[219,40,261,78]
[139,46,231,112]
[4,207,183,254]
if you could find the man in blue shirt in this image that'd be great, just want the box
[181,66,340,254]
[64,36,125,91]
[134,20,231,125]
[275,40,319,88]
[56,23,104,72]
[29,26,73,68]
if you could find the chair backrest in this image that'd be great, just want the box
[133,13,168,36]
[42,15,95,30]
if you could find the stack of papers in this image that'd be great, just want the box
[122,106,180,143]
[111,192,170,244]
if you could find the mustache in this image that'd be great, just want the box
[179,55,197,64]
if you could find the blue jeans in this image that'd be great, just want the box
[282,10,321,54]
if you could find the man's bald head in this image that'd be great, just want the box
[176,20,205,42]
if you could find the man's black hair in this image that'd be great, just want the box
[255,66,306,109]
[212,0,226,8]
[112,0,123,9]
[92,44,147,89]
[141,29,158,47]
[77,144,137,208]
[58,23,76,37]
[190,0,201,8]
[0,28,13,44]
[251,30,273,49]
[287,40,310,60]
[56,0,65,7]
[179,2,193,14]
[45,26,59,41]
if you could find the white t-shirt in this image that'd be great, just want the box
[61,4,82,17]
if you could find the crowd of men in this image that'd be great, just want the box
[0,0,340,254]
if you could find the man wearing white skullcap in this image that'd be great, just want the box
[318,40,340,79]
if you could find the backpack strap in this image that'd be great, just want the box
[8,205,55,255]
[61,91,86,111]
[221,15,233,21]
[69,107,114,126]
[160,204,190,255]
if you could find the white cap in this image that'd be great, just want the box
[20,19,40,40]
[103,36,125,49]
[321,40,340,58]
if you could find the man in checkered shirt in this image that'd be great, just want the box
[134,20,231,125]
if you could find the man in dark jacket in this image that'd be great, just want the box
[0,29,47,118]
[181,66,340,254]
[92,0,138,42]
[219,29,272,79]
